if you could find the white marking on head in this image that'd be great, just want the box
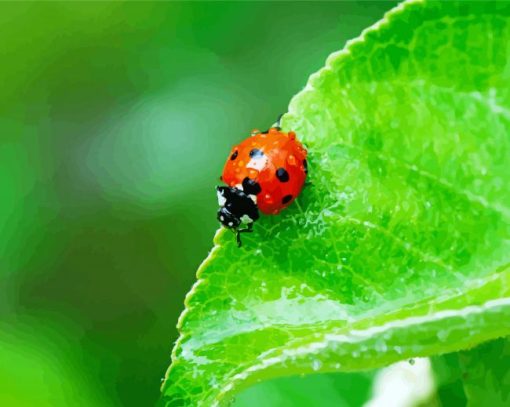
[249,194,257,204]
[228,222,233,227]
[216,189,226,206]
[240,214,253,224]
[220,215,224,221]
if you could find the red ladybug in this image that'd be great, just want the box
[216,126,308,246]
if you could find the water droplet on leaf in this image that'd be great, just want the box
[312,359,322,371]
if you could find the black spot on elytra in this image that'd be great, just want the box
[242,177,261,195]
[276,167,289,182]
[230,150,238,160]
[249,148,264,158]
[282,194,292,204]
[303,159,308,174]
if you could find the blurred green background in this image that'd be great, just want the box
[1,2,397,406]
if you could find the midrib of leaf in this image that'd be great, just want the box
[161,1,510,405]
[219,296,510,406]
[179,265,510,405]
[178,264,510,353]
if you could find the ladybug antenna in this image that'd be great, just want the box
[263,114,284,134]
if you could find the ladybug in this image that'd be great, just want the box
[216,125,308,246]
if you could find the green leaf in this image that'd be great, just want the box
[430,353,468,406]
[161,1,510,405]
[233,371,375,407]
[458,337,510,405]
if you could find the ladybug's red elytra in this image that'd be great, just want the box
[216,125,308,246]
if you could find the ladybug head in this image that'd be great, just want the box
[216,186,260,230]
[217,205,241,229]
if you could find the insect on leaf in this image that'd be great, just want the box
[161,1,510,405]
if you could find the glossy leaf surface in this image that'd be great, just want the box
[161,1,510,405]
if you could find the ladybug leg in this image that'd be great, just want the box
[236,223,253,247]
[303,159,311,186]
